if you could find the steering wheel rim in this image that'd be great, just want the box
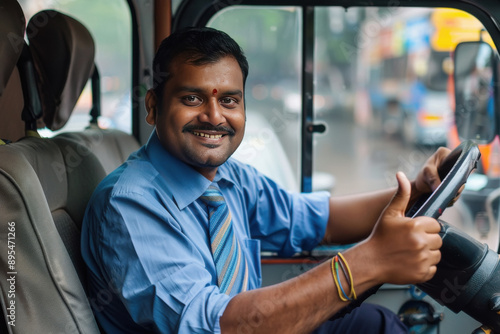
[406,140,481,219]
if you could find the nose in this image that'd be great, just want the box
[199,98,225,125]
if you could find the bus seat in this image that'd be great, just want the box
[0,0,25,143]
[0,139,103,333]
[28,10,141,174]
[0,2,102,332]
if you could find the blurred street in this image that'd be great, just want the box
[269,111,441,196]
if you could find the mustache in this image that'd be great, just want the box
[182,124,235,136]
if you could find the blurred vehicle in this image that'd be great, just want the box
[356,8,484,146]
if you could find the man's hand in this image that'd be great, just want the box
[414,146,450,193]
[362,172,443,285]
[411,146,464,207]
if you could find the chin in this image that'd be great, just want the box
[199,158,228,168]
[187,155,228,169]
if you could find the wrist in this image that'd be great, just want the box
[342,242,385,289]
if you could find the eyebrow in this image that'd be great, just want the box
[221,89,243,98]
[174,86,243,98]
[174,86,204,94]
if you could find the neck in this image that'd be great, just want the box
[195,166,218,181]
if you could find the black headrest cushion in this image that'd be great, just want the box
[0,0,26,97]
[28,10,95,130]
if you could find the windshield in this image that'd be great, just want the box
[208,6,500,252]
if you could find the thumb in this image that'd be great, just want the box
[385,171,412,217]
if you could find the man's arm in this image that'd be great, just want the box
[324,187,395,244]
[220,172,442,333]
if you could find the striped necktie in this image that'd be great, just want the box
[200,184,248,296]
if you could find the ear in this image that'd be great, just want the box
[145,89,157,125]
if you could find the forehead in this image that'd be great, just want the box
[166,55,244,90]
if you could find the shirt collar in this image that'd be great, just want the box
[144,131,235,210]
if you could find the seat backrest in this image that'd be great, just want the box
[0,2,103,332]
[57,127,141,174]
[0,138,104,334]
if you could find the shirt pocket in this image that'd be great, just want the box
[243,239,262,289]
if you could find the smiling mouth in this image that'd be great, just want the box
[192,131,224,139]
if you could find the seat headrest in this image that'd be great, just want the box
[0,0,26,97]
[27,10,95,131]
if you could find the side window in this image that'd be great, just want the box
[18,0,132,135]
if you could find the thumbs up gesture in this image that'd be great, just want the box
[362,172,443,285]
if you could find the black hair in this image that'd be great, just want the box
[151,27,249,106]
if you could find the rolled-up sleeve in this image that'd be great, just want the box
[227,163,330,257]
[253,186,330,257]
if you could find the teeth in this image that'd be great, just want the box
[193,131,223,139]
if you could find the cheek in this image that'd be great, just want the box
[161,108,189,129]
[229,112,246,128]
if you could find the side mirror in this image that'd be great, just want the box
[454,41,497,144]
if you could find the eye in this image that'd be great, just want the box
[220,97,239,108]
[182,95,203,106]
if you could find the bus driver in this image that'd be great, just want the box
[81,27,448,333]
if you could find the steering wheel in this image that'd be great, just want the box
[405,140,481,219]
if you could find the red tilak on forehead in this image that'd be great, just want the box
[212,88,217,95]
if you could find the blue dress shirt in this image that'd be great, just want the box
[81,132,330,333]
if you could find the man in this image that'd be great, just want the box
[81,27,447,333]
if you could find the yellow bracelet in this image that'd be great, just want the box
[331,256,351,302]
[338,253,357,300]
